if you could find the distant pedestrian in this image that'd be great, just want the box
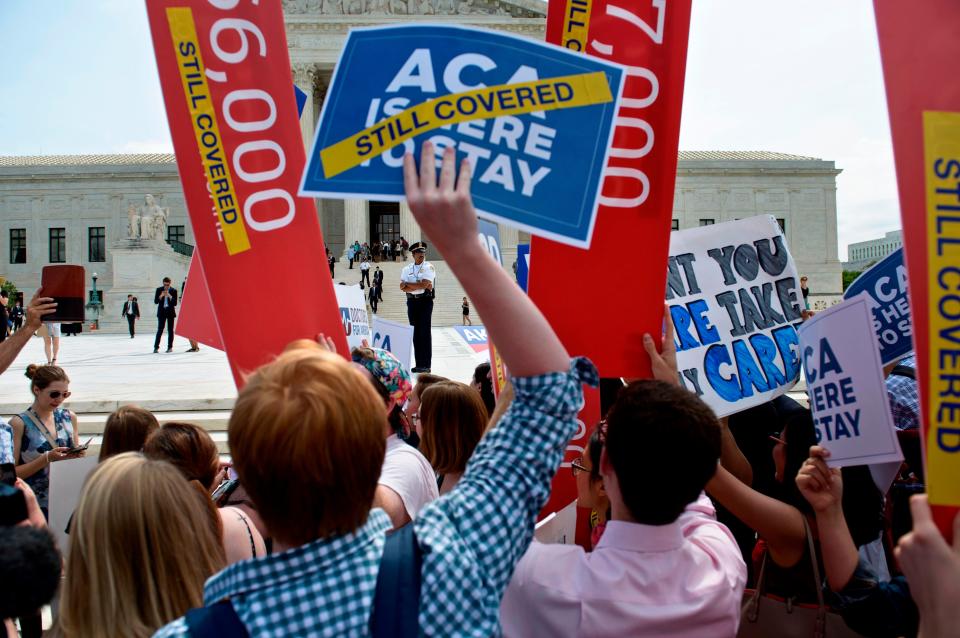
[369,283,379,314]
[400,236,409,260]
[121,294,140,338]
[0,291,8,343]
[347,244,356,269]
[10,299,24,332]
[462,297,472,326]
[328,252,336,278]
[360,258,371,288]
[153,277,178,354]
[800,276,810,310]
[374,267,384,302]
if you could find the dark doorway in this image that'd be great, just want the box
[370,201,400,245]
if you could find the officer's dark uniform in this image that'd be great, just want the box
[401,242,435,372]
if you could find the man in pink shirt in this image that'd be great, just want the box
[500,337,747,637]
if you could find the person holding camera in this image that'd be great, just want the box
[8,364,82,520]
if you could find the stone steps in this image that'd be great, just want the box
[73,410,233,456]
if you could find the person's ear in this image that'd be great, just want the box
[599,445,613,477]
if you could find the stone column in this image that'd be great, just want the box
[292,63,318,154]
[344,199,369,250]
[500,225,520,274]
[399,201,421,246]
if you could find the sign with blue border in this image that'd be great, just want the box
[299,24,624,248]
[843,248,912,364]
[516,243,530,292]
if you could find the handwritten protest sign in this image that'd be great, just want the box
[146,0,346,386]
[300,24,624,248]
[668,216,803,417]
[334,285,371,349]
[798,296,903,467]
[844,248,912,364]
[372,316,413,369]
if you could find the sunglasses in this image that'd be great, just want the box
[48,391,71,400]
[570,458,590,477]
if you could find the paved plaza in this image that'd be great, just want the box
[0,328,490,417]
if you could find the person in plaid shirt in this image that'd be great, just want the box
[154,142,597,638]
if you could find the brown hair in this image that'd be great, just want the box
[143,422,220,490]
[419,381,488,475]
[61,453,225,638]
[413,373,446,398]
[229,348,386,546]
[25,364,69,392]
[99,406,160,462]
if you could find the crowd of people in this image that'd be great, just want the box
[1,144,958,638]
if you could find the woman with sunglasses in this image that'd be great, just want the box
[9,364,82,519]
[571,422,611,549]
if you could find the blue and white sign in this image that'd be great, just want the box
[477,218,503,266]
[300,24,624,248]
[334,284,371,349]
[372,316,413,370]
[798,296,903,468]
[843,248,912,364]
[516,243,530,293]
[453,325,489,353]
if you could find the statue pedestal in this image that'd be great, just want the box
[98,239,191,334]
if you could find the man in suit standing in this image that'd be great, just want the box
[153,277,177,353]
[121,294,140,338]
[373,267,384,302]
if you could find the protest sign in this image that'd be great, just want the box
[667,216,803,417]
[798,296,903,468]
[49,455,98,559]
[334,284,371,349]
[453,325,489,353]
[843,248,912,365]
[529,0,692,376]
[540,384,601,521]
[477,219,503,266]
[534,499,578,545]
[875,0,960,526]
[146,0,346,387]
[300,24,625,248]
[175,254,224,350]
[371,316,413,369]
[516,243,530,292]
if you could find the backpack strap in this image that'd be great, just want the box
[185,599,249,638]
[890,364,916,380]
[371,523,422,638]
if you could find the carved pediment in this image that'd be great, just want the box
[283,0,545,18]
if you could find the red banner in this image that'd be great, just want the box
[875,0,960,536]
[531,0,692,377]
[145,0,346,386]
[176,253,225,350]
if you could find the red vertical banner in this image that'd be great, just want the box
[176,252,225,350]
[145,0,347,386]
[539,385,601,523]
[531,0,692,377]
[875,0,960,536]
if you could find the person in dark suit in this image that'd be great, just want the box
[121,294,140,338]
[373,267,384,302]
[153,277,177,353]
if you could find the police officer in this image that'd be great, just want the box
[400,241,436,372]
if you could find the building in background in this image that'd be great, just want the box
[845,229,902,271]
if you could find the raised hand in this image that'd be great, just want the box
[796,445,843,513]
[642,304,679,385]
[403,143,478,261]
[25,288,56,330]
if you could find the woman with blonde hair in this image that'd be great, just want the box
[419,380,488,494]
[60,453,225,638]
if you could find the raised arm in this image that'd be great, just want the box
[405,144,592,634]
[0,291,56,376]
[796,446,858,591]
[707,464,807,567]
[403,144,568,377]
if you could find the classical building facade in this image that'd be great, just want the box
[0,0,844,323]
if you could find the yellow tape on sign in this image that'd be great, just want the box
[320,71,613,179]
[166,7,251,256]
[922,110,960,506]
[562,0,594,52]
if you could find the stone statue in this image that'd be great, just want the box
[436,0,456,13]
[127,204,141,239]
[153,207,169,241]
[138,194,169,241]
[389,0,407,13]
[345,0,364,13]
[417,0,435,13]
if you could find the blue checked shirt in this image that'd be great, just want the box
[886,355,919,431]
[155,357,597,638]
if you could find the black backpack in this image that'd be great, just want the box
[185,524,422,637]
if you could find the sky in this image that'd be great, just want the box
[0,0,900,260]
